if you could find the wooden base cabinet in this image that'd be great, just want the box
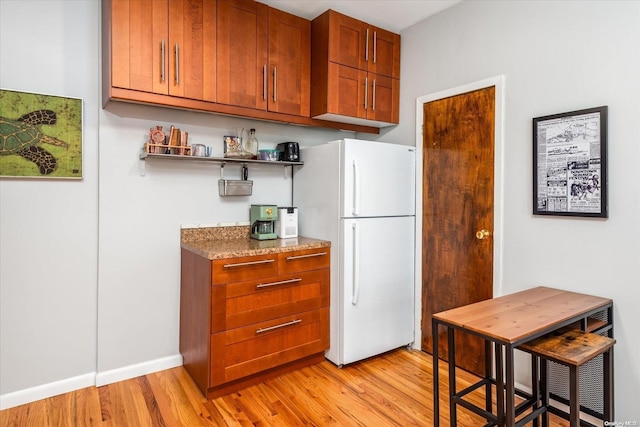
[180,247,330,398]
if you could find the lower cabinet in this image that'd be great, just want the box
[180,246,330,398]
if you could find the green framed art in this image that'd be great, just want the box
[0,89,82,179]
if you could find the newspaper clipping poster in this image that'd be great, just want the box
[533,106,607,218]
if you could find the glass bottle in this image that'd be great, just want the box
[244,128,259,160]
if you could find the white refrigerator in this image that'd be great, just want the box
[293,138,416,366]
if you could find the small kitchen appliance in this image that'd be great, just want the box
[276,142,300,162]
[275,207,298,238]
[250,204,278,240]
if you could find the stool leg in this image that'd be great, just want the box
[531,355,539,427]
[541,359,549,427]
[569,365,579,427]
[604,347,614,423]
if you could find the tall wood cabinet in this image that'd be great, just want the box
[106,0,216,102]
[217,0,310,117]
[311,10,400,127]
[180,246,330,398]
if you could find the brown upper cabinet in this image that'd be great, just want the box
[311,10,400,127]
[103,1,382,134]
[217,0,310,117]
[107,0,216,102]
[322,10,400,79]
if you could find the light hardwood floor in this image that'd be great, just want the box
[0,349,570,426]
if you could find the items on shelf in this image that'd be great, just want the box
[145,124,191,155]
[223,127,258,159]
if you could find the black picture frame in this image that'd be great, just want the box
[533,106,608,218]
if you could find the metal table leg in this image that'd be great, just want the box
[432,319,440,427]
[448,328,457,426]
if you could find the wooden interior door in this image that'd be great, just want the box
[421,86,495,376]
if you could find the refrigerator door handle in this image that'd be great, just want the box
[352,159,360,216]
[351,222,360,305]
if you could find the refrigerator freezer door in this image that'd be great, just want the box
[340,139,416,218]
[339,216,415,365]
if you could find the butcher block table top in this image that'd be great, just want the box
[432,285,612,344]
[180,225,330,260]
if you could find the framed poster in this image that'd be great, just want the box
[533,106,608,218]
[0,88,82,179]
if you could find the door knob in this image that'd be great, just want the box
[476,229,491,240]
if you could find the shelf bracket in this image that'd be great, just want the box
[139,156,146,177]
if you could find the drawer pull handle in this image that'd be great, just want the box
[286,252,328,261]
[256,278,302,289]
[256,319,301,334]
[223,259,275,268]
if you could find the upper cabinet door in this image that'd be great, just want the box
[108,0,216,102]
[168,0,217,101]
[326,11,368,72]
[217,0,269,110]
[367,26,400,79]
[267,8,310,116]
[324,10,400,79]
[110,0,169,94]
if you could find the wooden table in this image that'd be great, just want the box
[431,286,613,426]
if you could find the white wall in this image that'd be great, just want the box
[395,0,640,420]
[2,0,639,420]
[0,0,351,408]
[0,0,100,406]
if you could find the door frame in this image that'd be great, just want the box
[412,75,506,350]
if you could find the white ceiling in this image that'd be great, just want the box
[257,0,463,33]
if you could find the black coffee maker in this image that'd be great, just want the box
[276,142,300,162]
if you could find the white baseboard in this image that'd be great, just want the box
[0,354,183,410]
[0,372,95,410]
[95,354,183,387]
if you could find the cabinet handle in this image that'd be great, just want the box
[364,77,368,110]
[372,79,376,111]
[273,66,277,102]
[256,319,301,334]
[373,31,377,64]
[256,278,302,289]
[352,222,360,305]
[285,252,327,260]
[365,28,369,62]
[223,259,275,268]
[263,65,267,100]
[161,40,165,83]
[174,44,179,85]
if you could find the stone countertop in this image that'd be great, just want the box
[180,226,330,260]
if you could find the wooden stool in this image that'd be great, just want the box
[518,327,615,427]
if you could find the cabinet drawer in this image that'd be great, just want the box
[213,269,330,331]
[209,307,329,387]
[278,248,330,274]
[212,254,278,285]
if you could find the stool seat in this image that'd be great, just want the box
[519,327,615,366]
[518,327,615,427]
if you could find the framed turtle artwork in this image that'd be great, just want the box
[0,88,82,179]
